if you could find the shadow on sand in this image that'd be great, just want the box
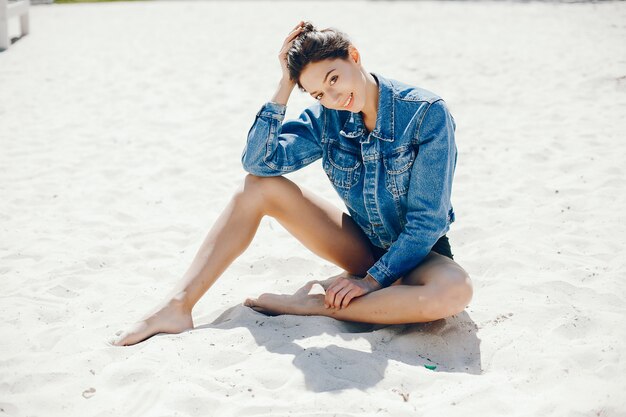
[192,304,481,392]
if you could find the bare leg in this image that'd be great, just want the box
[110,181,262,346]
[111,175,376,346]
[246,253,473,323]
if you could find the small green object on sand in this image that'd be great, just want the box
[424,364,437,370]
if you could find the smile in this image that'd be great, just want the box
[343,93,353,109]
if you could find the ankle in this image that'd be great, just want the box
[165,293,194,313]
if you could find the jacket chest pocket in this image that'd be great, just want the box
[323,141,362,189]
[383,147,415,197]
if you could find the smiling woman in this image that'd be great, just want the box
[287,22,375,128]
[111,20,472,347]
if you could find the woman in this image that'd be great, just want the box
[112,21,473,347]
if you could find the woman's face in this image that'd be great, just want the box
[299,50,367,113]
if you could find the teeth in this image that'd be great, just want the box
[343,93,353,108]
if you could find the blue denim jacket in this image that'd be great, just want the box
[241,73,457,288]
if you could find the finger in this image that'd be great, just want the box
[280,32,302,55]
[341,290,358,309]
[285,24,305,42]
[286,23,304,38]
[325,277,341,293]
[324,287,336,308]
[285,28,303,44]
[288,26,303,36]
[332,286,351,309]
[324,280,344,308]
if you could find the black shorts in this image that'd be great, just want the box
[371,235,454,262]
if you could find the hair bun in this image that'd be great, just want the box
[300,21,316,36]
[287,21,352,89]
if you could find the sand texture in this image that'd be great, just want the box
[1,1,625,416]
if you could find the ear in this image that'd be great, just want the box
[349,45,360,64]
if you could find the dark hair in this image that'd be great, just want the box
[287,21,352,91]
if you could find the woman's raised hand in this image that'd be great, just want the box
[278,21,304,84]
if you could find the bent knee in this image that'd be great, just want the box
[441,270,473,316]
[243,173,281,190]
[243,174,289,197]
[416,268,473,321]
[236,174,284,208]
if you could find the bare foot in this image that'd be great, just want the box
[110,300,194,346]
[244,281,326,316]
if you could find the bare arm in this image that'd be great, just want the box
[271,79,296,106]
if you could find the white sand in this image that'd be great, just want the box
[1,1,625,416]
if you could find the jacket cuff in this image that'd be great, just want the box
[367,262,396,289]
[257,102,287,120]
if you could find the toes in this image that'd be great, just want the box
[111,333,130,346]
[244,298,274,315]
[109,338,123,347]
[245,294,274,307]
[108,331,124,346]
[244,299,265,312]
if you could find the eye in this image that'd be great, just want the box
[314,75,339,100]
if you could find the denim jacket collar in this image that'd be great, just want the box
[339,72,395,143]
[339,113,365,139]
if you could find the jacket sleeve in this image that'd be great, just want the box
[367,99,457,288]
[241,101,325,176]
